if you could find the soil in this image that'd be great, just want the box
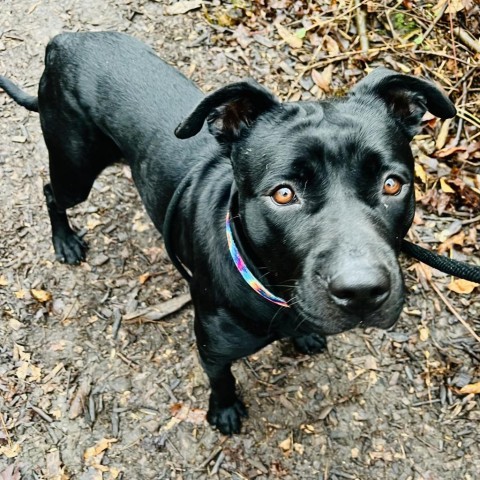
[0,1,479,479]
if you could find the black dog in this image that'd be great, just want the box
[0,32,455,434]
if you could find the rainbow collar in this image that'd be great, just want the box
[225,211,290,308]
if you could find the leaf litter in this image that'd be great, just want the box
[0,0,479,479]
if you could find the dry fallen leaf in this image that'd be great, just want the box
[448,279,479,294]
[69,377,91,419]
[414,163,427,184]
[0,443,21,459]
[279,437,292,452]
[170,403,206,424]
[437,230,465,254]
[311,65,333,93]
[31,289,52,303]
[9,319,23,331]
[419,326,429,342]
[275,22,303,49]
[16,361,42,382]
[138,272,151,285]
[0,275,8,286]
[458,382,480,395]
[13,343,30,362]
[84,438,118,462]
[439,177,455,194]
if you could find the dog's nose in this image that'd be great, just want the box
[328,266,390,314]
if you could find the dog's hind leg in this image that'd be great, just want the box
[40,117,121,264]
[43,183,88,264]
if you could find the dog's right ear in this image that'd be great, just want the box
[175,80,279,143]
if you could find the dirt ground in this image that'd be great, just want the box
[1,1,479,479]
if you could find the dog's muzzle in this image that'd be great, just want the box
[327,261,391,315]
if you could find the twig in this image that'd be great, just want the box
[454,27,480,54]
[413,1,447,52]
[117,351,139,369]
[354,0,369,54]
[423,267,480,344]
[454,82,468,145]
[452,64,478,90]
[210,451,225,475]
[447,3,459,78]
[123,293,191,322]
[30,405,54,423]
[461,214,480,226]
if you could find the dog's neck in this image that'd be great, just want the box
[226,193,290,308]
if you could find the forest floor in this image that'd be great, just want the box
[0,1,479,479]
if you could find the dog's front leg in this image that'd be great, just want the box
[193,305,273,435]
[291,333,328,355]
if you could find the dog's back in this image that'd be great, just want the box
[37,32,210,229]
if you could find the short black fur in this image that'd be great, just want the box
[0,32,456,435]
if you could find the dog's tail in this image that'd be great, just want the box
[0,76,39,112]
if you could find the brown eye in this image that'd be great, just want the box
[383,177,402,196]
[272,186,295,205]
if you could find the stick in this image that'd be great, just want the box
[355,0,369,54]
[424,269,480,344]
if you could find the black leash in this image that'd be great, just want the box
[401,239,480,283]
[163,166,480,286]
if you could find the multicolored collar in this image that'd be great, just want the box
[225,211,290,308]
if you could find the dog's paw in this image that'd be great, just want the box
[53,232,88,265]
[292,333,328,355]
[207,399,247,435]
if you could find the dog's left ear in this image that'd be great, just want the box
[175,80,279,143]
[351,68,456,137]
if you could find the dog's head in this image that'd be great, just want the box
[176,68,456,335]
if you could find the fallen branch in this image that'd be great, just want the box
[355,0,369,54]
[454,27,480,54]
[123,293,191,322]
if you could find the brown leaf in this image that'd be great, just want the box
[323,35,340,55]
[458,382,480,395]
[31,289,52,303]
[436,145,467,158]
[419,326,429,342]
[69,377,91,419]
[84,438,118,462]
[448,279,479,294]
[435,118,453,150]
[138,272,151,285]
[0,443,21,459]
[439,177,455,194]
[170,403,206,424]
[415,163,427,184]
[311,65,333,93]
[437,231,465,254]
[275,22,303,49]
[279,437,292,452]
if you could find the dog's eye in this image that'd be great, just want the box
[272,186,296,205]
[383,177,402,196]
